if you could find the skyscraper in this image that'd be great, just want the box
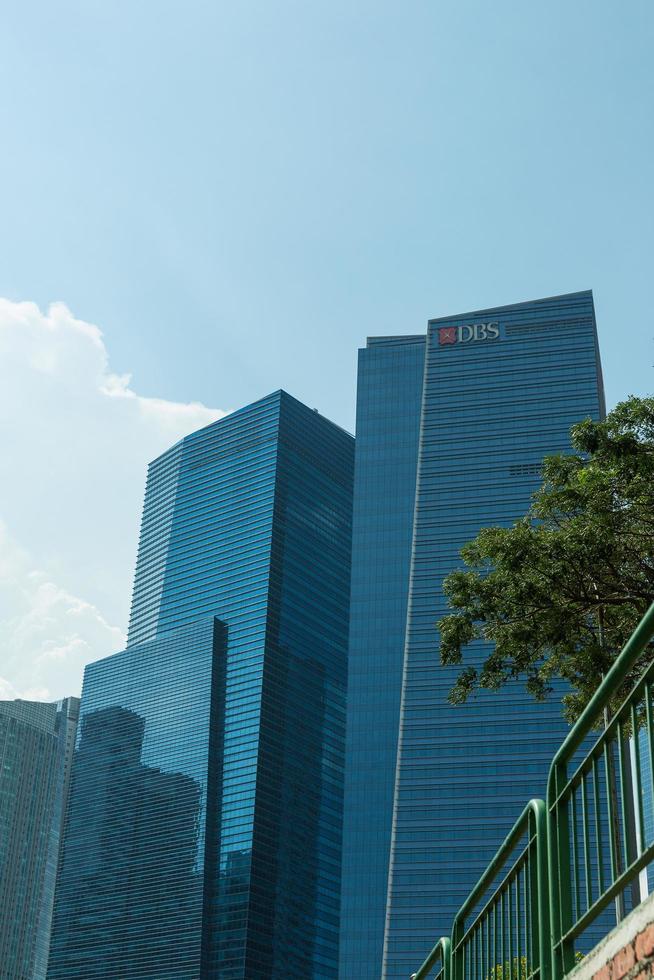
[339,333,426,974]
[48,390,354,979]
[339,291,605,979]
[0,696,79,980]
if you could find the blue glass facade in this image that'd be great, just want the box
[48,391,354,979]
[47,619,221,978]
[339,292,605,979]
[339,336,425,976]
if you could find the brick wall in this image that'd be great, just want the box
[568,893,654,980]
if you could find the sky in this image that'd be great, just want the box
[0,0,652,700]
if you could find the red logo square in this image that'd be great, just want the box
[439,327,457,345]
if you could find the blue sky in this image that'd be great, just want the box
[0,0,652,698]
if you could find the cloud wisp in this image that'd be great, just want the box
[0,521,125,701]
[0,298,228,700]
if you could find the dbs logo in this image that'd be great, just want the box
[438,323,500,346]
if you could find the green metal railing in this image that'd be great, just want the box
[548,602,654,977]
[412,936,451,980]
[408,602,654,980]
[450,801,550,980]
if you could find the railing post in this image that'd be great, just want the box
[532,800,551,980]
[452,917,465,980]
[548,762,575,980]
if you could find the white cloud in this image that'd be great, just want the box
[0,299,228,700]
[0,521,124,701]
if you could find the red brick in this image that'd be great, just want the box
[594,962,612,980]
[636,925,654,962]
[613,944,637,979]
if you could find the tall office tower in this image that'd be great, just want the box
[339,333,426,974]
[339,292,605,979]
[48,391,354,980]
[0,697,80,980]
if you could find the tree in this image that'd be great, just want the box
[438,396,654,723]
[486,956,528,980]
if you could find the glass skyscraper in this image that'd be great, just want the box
[0,696,79,980]
[339,291,605,979]
[48,390,354,980]
[339,334,426,974]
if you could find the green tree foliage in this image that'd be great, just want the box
[484,951,583,980]
[438,396,654,722]
[486,955,528,980]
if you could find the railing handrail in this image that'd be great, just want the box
[409,604,654,980]
[451,799,550,980]
[548,602,654,773]
[452,799,547,938]
[412,936,451,980]
[547,600,654,979]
